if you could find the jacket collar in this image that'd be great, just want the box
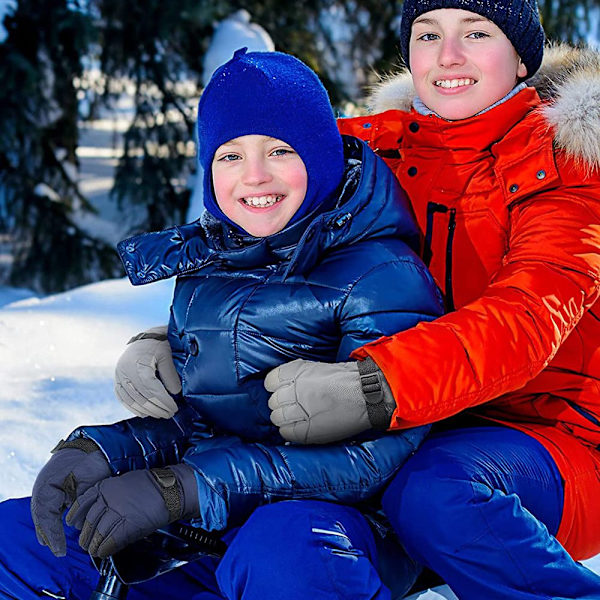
[402,87,539,160]
[118,137,420,285]
[368,43,600,173]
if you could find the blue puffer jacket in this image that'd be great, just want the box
[68,137,444,532]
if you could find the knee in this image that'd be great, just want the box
[217,501,381,600]
[216,501,318,598]
[382,451,492,558]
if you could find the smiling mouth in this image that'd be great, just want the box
[434,78,476,89]
[241,195,283,208]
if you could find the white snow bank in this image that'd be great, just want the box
[0,276,174,499]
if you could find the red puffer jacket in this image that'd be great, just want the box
[338,45,600,560]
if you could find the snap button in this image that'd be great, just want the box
[189,339,199,356]
[328,213,352,229]
[509,184,519,193]
[363,122,372,129]
[409,122,420,133]
[536,170,546,180]
[408,166,418,177]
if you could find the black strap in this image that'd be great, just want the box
[151,467,182,523]
[358,358,392,429]
[127,331,168,344]
[51,438,99,454]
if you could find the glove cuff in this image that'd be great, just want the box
[357,357,395,430]
[170,463,200,520]
[51,437,99,454]
[150,467,184,522]
[128,330,169,344]
[151,464,199,523]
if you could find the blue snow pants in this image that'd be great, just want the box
[382,425,600,599]
[0,496,416,600]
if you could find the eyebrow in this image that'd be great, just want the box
[413,16,490,26]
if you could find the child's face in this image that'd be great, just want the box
[409,8,528,120]
[212,135,308,237]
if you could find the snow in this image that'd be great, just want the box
[0,277,174,501]
[0,0,15,43]
[1,278,599,598]
[33,182,61,202]
[201,9,274,86]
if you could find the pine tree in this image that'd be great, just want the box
[0,0,122,293]
[91,0,230,233]
[539,0,598,43]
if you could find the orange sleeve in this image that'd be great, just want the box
[352,182,600,428]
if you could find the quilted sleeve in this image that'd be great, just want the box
[352,182,600,427]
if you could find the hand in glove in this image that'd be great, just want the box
[65,464,198,558]
[115,325,182,419]
[30,438,111,557]
[265,357,395,444]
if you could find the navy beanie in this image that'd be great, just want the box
[399,0,545,78]
[197,48,344,231]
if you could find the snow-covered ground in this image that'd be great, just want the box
[1,279,599,599]
[0,277,174,500]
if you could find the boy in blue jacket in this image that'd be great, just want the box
[0,49,442,600]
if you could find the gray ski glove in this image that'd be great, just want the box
[30,438,111,557]
[114,325,182,419]
[265,357,395,444]
[66,464,198,558]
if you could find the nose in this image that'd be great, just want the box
[438,37,466,68]
[241,156,272,186]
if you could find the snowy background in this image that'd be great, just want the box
[1,5,599,599]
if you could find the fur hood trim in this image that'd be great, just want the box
[367,43,600,172]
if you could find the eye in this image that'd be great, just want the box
[217,153,241,162]
[416,32,440,41]
[467,31,490,39]
[270,147,296,157]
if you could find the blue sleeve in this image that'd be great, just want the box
[336,247,444,360]
[66,403,210,474]
[184,425,429,531]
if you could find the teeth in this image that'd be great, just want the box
[434,78,475,88]
[242,195,282,207]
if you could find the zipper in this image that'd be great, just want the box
[445,208,457,311]
[423,201,456,311]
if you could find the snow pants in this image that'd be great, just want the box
[383,425,600,599]
[2,425,600,600]
[0,496,416,600]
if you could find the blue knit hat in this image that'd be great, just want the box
[197,48,344,232]
[399,0,545,78]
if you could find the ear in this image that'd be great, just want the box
[517,59,528,79]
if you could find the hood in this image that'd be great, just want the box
[367,43,600,173]
[118,136,420,285]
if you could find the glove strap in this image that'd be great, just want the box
[128,331,168,344]
[151,467,182,523]
[358,357,392,430]
[51,438,99,454]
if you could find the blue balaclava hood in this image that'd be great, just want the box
[197,48,345,233]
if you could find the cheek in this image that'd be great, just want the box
[284,163,308,198]
[211,167,231,206]
[408,51,430,93]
